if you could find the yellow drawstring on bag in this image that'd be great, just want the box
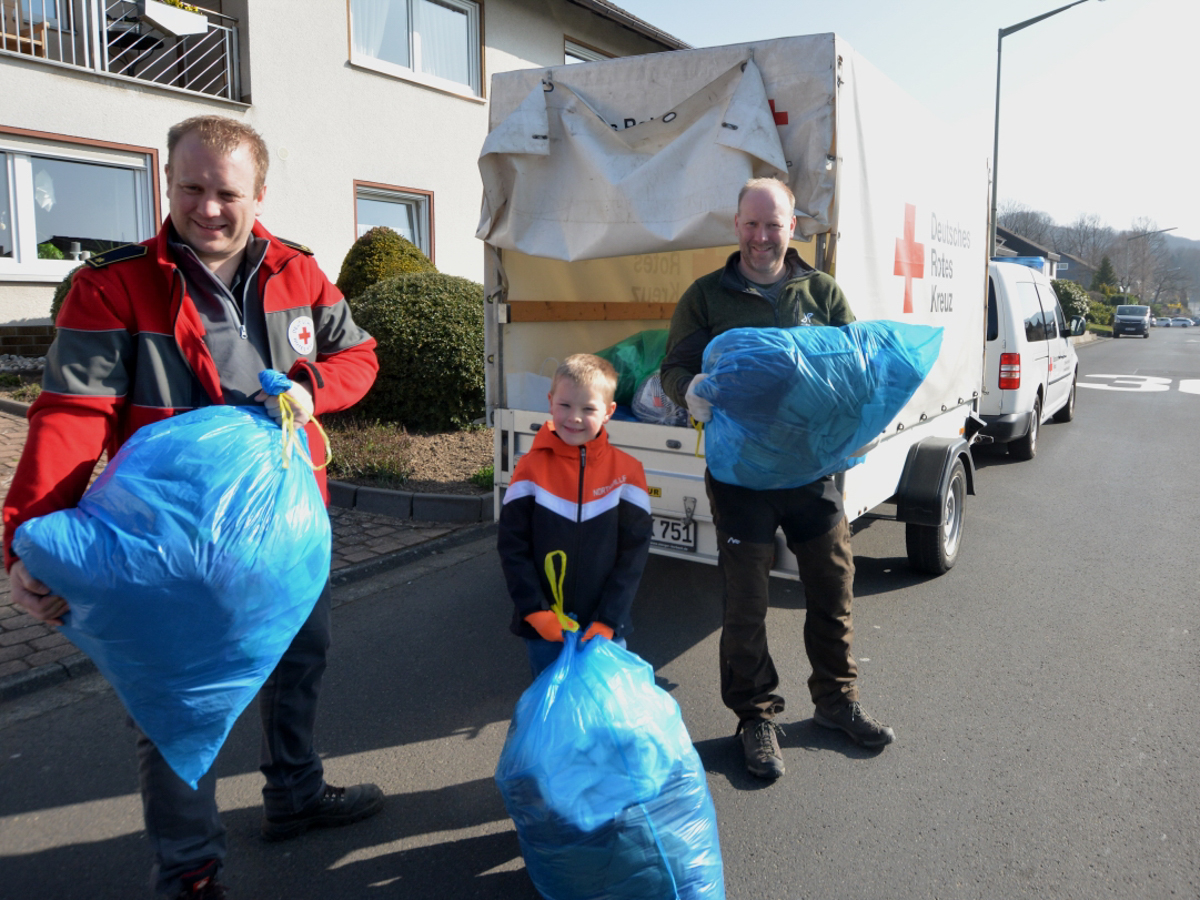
[543,550,581,633]
[277,392,333,472]
[691,417,706,459]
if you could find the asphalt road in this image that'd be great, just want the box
[0,332,1196,900]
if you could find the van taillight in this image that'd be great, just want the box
[999,353,1020,390]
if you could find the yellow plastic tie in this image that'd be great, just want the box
[277,392,333,472]
[691,417,706,458]
[543,550,580,633]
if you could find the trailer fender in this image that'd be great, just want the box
[894,437,976,527]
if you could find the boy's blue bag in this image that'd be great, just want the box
[495,632,724,900]
[12,393,330,789]
[694,321,943,490]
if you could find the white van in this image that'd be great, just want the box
[980,260,1086,460]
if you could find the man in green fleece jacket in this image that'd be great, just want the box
[660,177,895,781]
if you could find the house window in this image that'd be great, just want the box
[565,39,609,65]
[0,134,155,282]
[354,182,433,261]
[350,0,481,97]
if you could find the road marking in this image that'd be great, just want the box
[1078,374,1171,392]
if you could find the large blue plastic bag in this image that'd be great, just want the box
[694,321,943,490]
[495,633,724,900]
[12,403,330,788]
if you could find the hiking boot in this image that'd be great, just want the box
[813,698,895,747]
[176,860,227,899]
[738,719,785,779]
[261,783,384,842]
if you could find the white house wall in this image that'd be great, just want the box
[0,0,676,324]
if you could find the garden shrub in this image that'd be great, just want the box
[1088,302,1113,327]
[1052,279,1089,320]
[50,265,84,328]
[349,272,484,431]
[335,227,436,301]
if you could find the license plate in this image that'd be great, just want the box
[651,515,697,552]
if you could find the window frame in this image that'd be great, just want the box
[564,38,611,65]
[353,180,435,264]
[0,127,159,283]
[348,0,484,101]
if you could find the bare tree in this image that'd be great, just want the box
[1117,217,1172,300]
[997,201,1057,247]
[1059,213,1114,265]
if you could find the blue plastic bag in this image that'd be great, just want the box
[495,633,724,900]
[13,385,330,788]
[694,321,943,490]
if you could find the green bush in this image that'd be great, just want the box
[335,227,436,300]
[1088,302,1113,327]
[37,241,64,260]
[349,272,484,431]
[1052,279,1089,320]
[50,265,85,328]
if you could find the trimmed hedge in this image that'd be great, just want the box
[336,226,436,300]
[349,272,484,431]
[49,264,85,330]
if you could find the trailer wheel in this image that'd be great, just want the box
[906,457,966,575]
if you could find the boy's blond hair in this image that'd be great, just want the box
[551,354,618,404]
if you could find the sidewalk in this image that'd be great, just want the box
[0,406,493,703]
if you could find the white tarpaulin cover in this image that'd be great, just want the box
[478,36,840,261]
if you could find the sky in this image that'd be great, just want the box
[614,0,1200,241]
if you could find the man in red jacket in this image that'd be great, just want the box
[3,116,381,899]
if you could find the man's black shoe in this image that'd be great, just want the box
[261,783,384,842]
[176,859,227,899]
[737,719,785,779]
[813,698,895,747]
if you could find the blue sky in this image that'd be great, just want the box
[614,0,1200,241]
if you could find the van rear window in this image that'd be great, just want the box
[1116,305,1148,316]
[987,278,998,341]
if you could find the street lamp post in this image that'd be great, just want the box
[990,0,1104,258]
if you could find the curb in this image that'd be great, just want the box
[0,650,97,704]
[0,397,31,418]
[0,522,498,705]
[330,480,495,524]
[330,521,497,590]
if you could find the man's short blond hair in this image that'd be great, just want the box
[737,176,796,214]
[551,353,618,404]
[167,115,270,193]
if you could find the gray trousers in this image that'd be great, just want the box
[136,584,331,894]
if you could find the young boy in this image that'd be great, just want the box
[498,354,654,678]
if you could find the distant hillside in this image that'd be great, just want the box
[1165,233,1200,252]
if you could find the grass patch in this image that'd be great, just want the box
[470,464,494,490]
[9,382,41,403]
[322,415,415,490]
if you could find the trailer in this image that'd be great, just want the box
[478,33,988,577]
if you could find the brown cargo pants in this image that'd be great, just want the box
[715,517,859,721]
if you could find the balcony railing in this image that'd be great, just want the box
[1,0,240,101]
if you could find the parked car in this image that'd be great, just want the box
[1160,318,1172,327]
[1172,317,1193,327]
[981,261,1085,461]
[1112,304,1151,338]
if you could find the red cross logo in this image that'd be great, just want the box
[298,326,312,345]
[893,203,924,314]
[769,99,788,126]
